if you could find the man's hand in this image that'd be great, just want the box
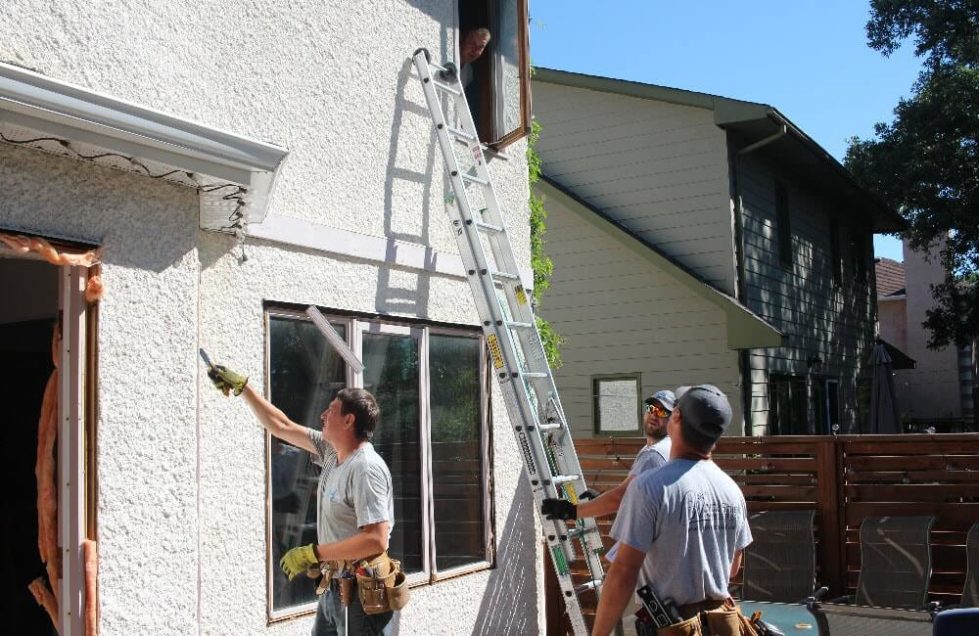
[541,498,576,521]
[280,544,320,580]
[208,365,248,396]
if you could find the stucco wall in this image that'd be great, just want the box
[1,0,540,633]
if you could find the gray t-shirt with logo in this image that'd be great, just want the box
[612,458,752,606]
[306,428,394,545]
[628,437,672,477]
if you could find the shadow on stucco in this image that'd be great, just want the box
[375,56,440,317]
[472,478,538,635]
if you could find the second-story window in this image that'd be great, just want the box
[458,0,531,149]
[830,218,842,286]
[775,181,792,267]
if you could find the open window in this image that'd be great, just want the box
[458,0,531,149]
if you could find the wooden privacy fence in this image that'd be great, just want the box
[550,434,979,631]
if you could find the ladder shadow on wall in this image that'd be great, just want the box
[376,58,442,318]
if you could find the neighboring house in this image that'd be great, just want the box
[532,69,903,438]
[1,2,541,634]
[876,243,977,426]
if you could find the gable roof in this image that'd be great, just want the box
[533,67,905,233]
[537,176,783,350]
[875,258,906,297]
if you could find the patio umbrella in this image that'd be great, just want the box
[868,341,901,434]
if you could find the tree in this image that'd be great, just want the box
[845,0,979,348]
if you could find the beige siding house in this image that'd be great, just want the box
[533,69,902,437]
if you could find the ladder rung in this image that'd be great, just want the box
[574,580,603,594]
[538,422,563,431]
[522,372,549,379]
[432,80,461,95]
[566,526,599,540]
[491,270,520,281]
[447,126,478,142]
[552,474,580,485]
[506,321,534,329]
[461,172,489,186]
[475,221,504,233]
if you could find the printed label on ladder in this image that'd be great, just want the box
[487,334,505,369]
[515,286,528,305]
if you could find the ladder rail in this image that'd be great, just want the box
[411,48,605,636]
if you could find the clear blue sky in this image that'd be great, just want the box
[528,1,922,262]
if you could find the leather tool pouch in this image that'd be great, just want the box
[355,556,411,615]
[656,615,702,636]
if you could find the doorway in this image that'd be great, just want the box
[0,257,59,634]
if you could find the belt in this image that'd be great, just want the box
[677,598,729,620]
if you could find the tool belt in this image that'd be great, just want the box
[638,598,761,636]
[309,551,410,615]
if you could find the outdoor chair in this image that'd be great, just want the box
[962,522,979,607]
[850,515,936,609]
[806,602,934,636]
[741,510,818,603]
[932,607,979,636]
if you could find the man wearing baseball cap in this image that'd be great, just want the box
[592,385,753,636]
[540,389,676,522]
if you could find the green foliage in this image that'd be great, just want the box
[845,0,979,348]
[527,119,564,368]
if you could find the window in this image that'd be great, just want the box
[458,0,531,149]
[775,181,792,267]
[768,373,807,435]
[830,219,842,286]
[266,309,492,619]
[851,232,870,281]
[592,374,641,435]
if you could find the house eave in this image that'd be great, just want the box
[537,176,783,351]
[0,62,288,231]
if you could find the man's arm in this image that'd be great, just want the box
[240,384,317,454]
[577,476,635,519]
[316,521,390,562]
[592,542,645,636]
[729,549,743,582]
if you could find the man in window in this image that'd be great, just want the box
[208,364,396,635]
[458,27,491,126]
[592,385,753,636]
[540,389,677,522]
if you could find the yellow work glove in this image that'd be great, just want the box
[280,544,321,580]
[208,365,248,396]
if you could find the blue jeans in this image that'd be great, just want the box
[312,589,393,636]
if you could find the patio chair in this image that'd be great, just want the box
[852,515,936,609]
[741,510,818,603]
[806,602,934,636]
[932,607,979,635]
[962,522,979,607]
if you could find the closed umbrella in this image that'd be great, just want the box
[868,341,901,434]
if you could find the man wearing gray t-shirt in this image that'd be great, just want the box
[592,385,752,636]
[540,389,675,523]
[209,364,394,636]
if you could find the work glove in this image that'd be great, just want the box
[280,544,320,580]
[541,498,576,521]
[208,365,248,396]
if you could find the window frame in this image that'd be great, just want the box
[457,0,532,150]
[592,373,643,436]
[829,218,842,287]
[263,308,494,621]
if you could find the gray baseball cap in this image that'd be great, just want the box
[676,384,732,446]
[644,389,676,411]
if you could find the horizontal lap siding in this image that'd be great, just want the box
[534,81,737,296]
[539,190,739,437]
[739,155,875,434]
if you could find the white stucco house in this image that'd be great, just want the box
[2,1,542,634]
[532,69,904,438]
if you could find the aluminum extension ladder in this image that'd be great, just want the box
[411,48,605,635]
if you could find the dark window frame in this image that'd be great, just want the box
[592,373,643,436]
[775,180,792,267]
[264,308,494,621]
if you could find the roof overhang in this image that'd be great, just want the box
[533,68,905,234]
[0,62,288,232]
[537,176,783,350]
[879,338,916,370]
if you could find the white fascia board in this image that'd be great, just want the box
[0,62,288,227]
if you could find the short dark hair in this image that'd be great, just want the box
[336,388,380,441]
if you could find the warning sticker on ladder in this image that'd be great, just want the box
[515,286,528,305]
[487,334,505,369]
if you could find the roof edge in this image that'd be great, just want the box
[537,176,783,350]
